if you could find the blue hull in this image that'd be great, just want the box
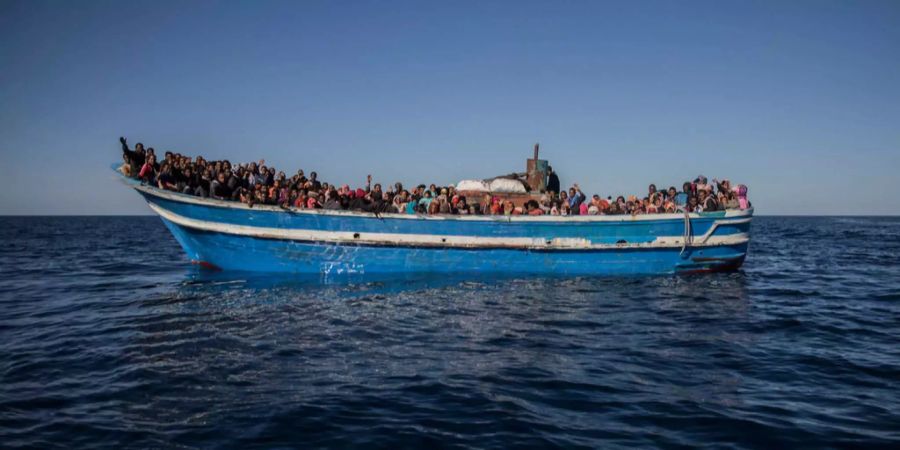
[126,180,752,275]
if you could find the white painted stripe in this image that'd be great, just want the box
[133,184,754,223]
[148,202,750,251]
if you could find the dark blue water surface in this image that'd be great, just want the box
[1,216,898,449]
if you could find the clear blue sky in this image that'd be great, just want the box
[1,0,898,215]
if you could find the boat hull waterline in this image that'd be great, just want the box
[127,181,751,275]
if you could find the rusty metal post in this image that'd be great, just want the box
[526,142,548,192]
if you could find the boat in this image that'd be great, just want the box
[115,149,752,275]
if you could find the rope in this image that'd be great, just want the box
[680,210,693,257]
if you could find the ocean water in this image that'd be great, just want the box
[0,216,898,449]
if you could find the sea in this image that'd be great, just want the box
[0,216,898,449]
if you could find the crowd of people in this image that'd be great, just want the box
[119,137,750,216]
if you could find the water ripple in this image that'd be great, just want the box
[0,216,899,448]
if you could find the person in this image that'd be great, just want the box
[593,195,609,213]
[371,182,383,201]
[306,193,321,209]
[323,189,342,209]
[687,195,700,213]
[547,166,560,194]
[252,165,267,187]
[673,182,691,209]
[119,153,134,177]
[307,171,321,191]
[723,190,740,209]
[238,186,253,205]
[419,190,434,211]
[664,201,676,213]
[119,136,145,169]
[405,194,418,214]
[695,175,708,192]
[196,169,212,197]
[116,137,751,218]
[179,166,199,194]
[607,196,625,215]
[700,188,719,211]
[157,164,178,191]
[503,200,515,215]
[524,199,543,215]
[138,154,157,184]
[567,184,585,215]
[210,171,233,200]
[438,189,451,214]
[481,194,493,215]
[349,188,370,211]
[489,197,502,215]
[457,197,469,215]
[737,185,750,209]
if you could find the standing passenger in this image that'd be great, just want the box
[547,166,560,194]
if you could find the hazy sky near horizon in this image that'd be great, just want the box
[1,0,898,215]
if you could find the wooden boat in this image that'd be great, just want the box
[117,160,751,275]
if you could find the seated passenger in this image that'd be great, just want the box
[210,171,233,200]
[699,188,719,211]
[525,200,543,215]
[119,153,134,177]
[723,190,739,209]
[456,197,469,215]
[687,195,700,213]
[139,154,158,184]
[157,164,178,191]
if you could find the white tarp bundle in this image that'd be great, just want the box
[456,178,527,193]
[456,179,490,192]
[488,178,527,193]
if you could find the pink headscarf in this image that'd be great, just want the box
[736,184,749,209]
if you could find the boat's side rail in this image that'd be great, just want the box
[132,183,752,224]
[149,202,750,251]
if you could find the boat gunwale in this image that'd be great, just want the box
[148,202,751,251]
[120,171,754,223]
